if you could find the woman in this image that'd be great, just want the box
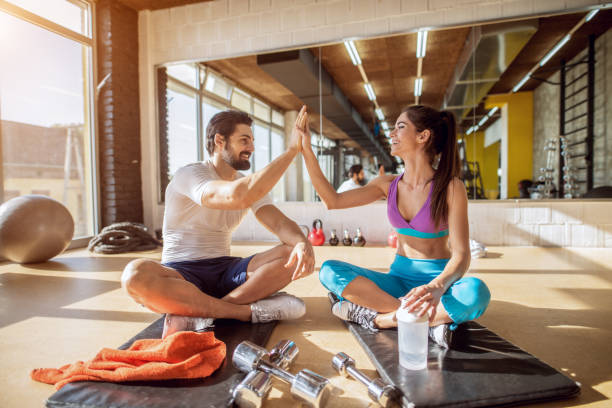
[301,105,490,348]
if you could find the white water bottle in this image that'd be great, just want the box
[396,303,428,370]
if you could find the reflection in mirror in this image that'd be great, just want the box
[156,8,611,202]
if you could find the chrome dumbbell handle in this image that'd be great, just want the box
[269,339,298,369]
[259,360,294,384]
[332,352,398,407]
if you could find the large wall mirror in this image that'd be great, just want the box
[155,8,612,202]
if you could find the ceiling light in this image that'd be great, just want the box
[364,83,376,101]
[478,115,488,127]
[414,77,423,97]
[375,108,384,120]
[466,126,476,135]
[381,121,389,131]
[416,30,428,59]
[384,130,391,138]
[344,40,362,66]
[512,74,531,93]
[539,34,571,67]
[487,107,499,117]
[586,8,600,22]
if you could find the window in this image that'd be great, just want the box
[253,121,270,172]
[271,129,285,202]
[253,99,270,121]
[0,2,96,239]
[167,64,197,89]
[166,87,198,176]
[201,98,224,161]
[230,88,251,112]
[158,65,287,201]
[272,110,284,127]
[4,0,90,36]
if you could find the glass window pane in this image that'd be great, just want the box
[167,89,198,177]
[253,122,269,172]
[0,10,94,238]
[204,72,231,100]
[271,129,285,201]
[302,158,313,202]
[272,110,284,127]
[253,98,270,121]
[6,0,89,36]
[201,98,224,161]
[167,63,197,88]
[231,88,251,112]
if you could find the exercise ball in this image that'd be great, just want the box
[0,195,74,263]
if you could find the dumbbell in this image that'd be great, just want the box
[269,339,299,369]
[232,339,299,408]
[332,352,399,407]
[233,341,331,408]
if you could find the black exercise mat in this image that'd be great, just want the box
[347,321,580,408]
[46,317,277,408]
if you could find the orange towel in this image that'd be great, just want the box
[31,331,226,390]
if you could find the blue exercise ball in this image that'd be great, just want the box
[0,195,74,263]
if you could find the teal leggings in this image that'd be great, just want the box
[319,255,491,329]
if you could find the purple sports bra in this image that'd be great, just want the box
[387,173,449,239]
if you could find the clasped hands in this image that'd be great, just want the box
[288,105,314,154]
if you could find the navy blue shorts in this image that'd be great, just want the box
[163,255,255,298]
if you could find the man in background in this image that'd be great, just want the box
[337,164,365,193]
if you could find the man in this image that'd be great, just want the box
[122,107,314,337]
[337,164,365,193]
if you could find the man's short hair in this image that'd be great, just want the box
[348,164,363,177]
[206,110,253,155]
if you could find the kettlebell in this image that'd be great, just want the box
[388,231,398,248]
[353,228,366,247]
[329,229,339,246]
[342,229,352,246]
[308,219,325,246]
[299,225,310,238]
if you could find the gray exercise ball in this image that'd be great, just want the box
[0,194,74,263]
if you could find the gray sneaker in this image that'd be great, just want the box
[330,298,378,332]
[162,314,214,339]
[251,292,306,323]
[429,323,453,348]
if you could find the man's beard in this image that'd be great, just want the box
[222,146,251,170]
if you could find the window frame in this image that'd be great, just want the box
[0,0,99,249]
[158,64,286,203]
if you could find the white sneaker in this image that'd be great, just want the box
[429,323,453,349]
[251,292,306,323]
[162,314,214,339]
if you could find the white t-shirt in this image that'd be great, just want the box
[337,178,362,193]
[161,160,273,263]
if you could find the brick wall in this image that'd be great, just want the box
[232,200,612,247]
[97,0,143,225]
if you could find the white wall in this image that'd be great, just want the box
[138,0,606,235]
[232,200,612,248]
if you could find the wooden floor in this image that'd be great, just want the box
[1,244,611,408]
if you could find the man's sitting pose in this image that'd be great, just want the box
[122,107,314,336]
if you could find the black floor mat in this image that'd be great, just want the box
[46,317,277,408]
[346,321,580,407]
